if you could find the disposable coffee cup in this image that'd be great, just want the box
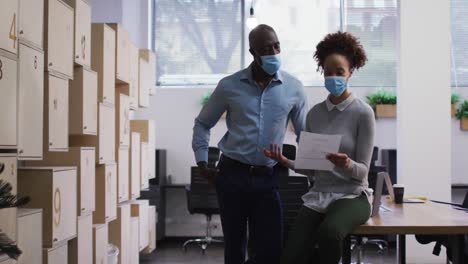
[393,184,405,204]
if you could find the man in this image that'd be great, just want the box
[192,24,308,264]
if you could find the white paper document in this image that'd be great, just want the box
[295,132,342,171]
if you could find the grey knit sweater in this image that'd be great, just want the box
[303,94,376,195]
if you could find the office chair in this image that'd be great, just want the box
[275,144,310,243]
[462,191,468,208]
[275,144,296,179]
[349,147,389,264]
[183,147,223,253]
[206,147,221,168]
[415,191,468,262]
[279,176,310,243]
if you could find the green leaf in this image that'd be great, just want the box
[366,90,397,108]
[451,93,461,105]
[456,100,468,119]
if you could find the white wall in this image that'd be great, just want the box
[122,0,151,48]
[91,0,123,23]
[398,0,452,262]
[91,0,151,48]
[451,87,468,184]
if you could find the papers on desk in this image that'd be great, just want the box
[403,198,425,203]
[295,132,342,171]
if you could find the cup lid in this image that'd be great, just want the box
[393,184,405,188]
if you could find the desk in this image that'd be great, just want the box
[345,197,468,264]
[140,184,189,240]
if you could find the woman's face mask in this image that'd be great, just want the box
[324,76,347,97]
[323,54,352,96]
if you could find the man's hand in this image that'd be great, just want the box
[326,153,351,169]
[197,162,219,184]
[263,144,288,164]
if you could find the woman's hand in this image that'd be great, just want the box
[263,144,288,164]
[326,153,351,169]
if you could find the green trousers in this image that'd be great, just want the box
[280,194,371,264]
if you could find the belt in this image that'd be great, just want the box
[220,155,274,177]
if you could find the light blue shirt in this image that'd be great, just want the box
[192,64,308,167]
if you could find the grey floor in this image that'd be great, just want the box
[140,240,397,264]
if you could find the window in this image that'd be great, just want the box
[154,0,242,86]
[451,0,468,87]
[153,0,398,87]
[344,0,398,87]
[249,0,341,86]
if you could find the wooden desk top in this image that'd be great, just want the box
[353,197,468,235]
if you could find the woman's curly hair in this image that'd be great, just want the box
[314,31,367,72]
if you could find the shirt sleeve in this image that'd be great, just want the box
[192,81,227,163]
[289,82,309,142]
[346,107,376,181]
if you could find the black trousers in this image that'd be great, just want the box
[215,157,283,264]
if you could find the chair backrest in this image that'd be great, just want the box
[381,149,397,184]
[282,144,296,160]
[207,147,221,168]
[279,176,309,242]
[187,167,219,215]
[371,172,385,217]
[370,146,379,169]
[462,191,468,208]
[276,144,296,180]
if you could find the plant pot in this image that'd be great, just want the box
[451,104,456,117]
[376,104,397,118]
[461,118,468,131]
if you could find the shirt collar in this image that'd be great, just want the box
[240,63,283,84]
[325,93,355,112]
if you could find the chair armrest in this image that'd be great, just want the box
[370,165,387,173]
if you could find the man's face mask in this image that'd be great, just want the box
[258,53,281,75]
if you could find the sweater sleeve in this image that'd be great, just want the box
[346,107,376,181]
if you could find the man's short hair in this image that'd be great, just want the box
[248,24,277,49]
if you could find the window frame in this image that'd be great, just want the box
[153,0,399,88]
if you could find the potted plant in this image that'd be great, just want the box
[456,100,468,130]
[451,93,460,117]
[366,90,397,118]
[201,92,226,118]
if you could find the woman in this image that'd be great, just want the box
[264,32,376,264]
